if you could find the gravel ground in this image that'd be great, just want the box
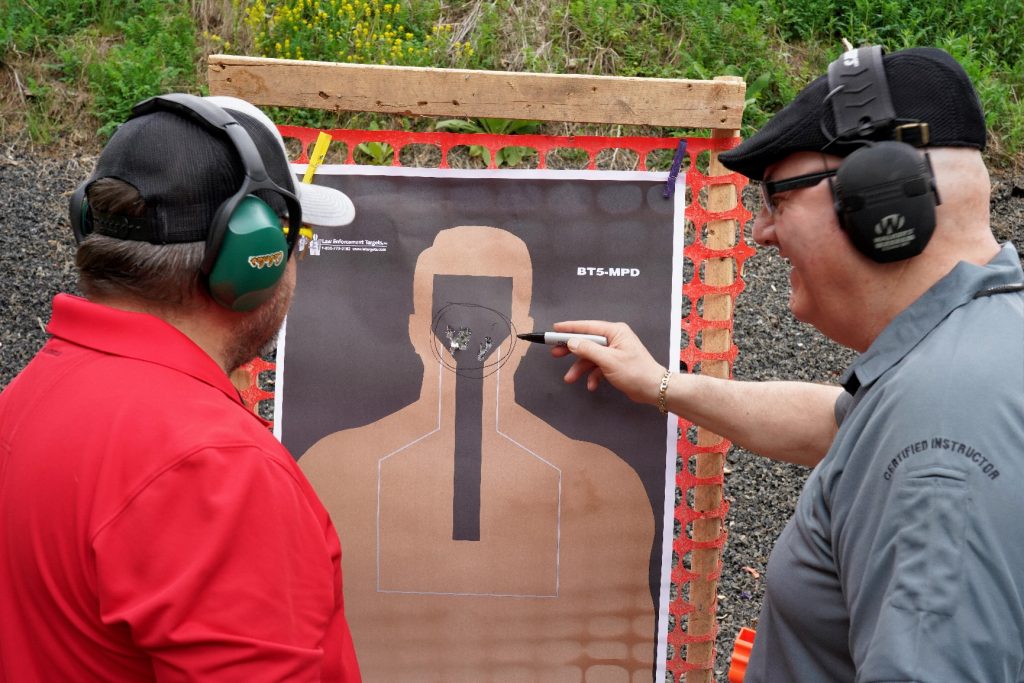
[2,141,1021,680]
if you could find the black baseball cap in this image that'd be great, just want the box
[83,94,355,244]
[719,47,987,181]
[85,100,298,243]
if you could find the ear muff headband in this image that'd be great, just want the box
[825,46,939,263]
[71,93,303,311]
[129,93,303,274]
[825,45,896,143]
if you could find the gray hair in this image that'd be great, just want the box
[76,178,206,305]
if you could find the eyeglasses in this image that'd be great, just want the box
[759,169,838,215]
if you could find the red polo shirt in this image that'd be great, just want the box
[0,294,361,682]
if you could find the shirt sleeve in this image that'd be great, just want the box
[91,445,346,682]
[852,464,1023,682]
[834,389,855,426]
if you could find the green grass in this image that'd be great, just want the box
[2,0,1021,167]
[2,0,199,143]
[758,0,1024,160]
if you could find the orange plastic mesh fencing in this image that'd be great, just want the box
[234,126,754,681]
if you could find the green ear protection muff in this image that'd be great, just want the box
[824,46,940,263]
[207,195,291,312]
[69,93,301,312]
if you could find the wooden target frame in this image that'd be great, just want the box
[210,54,751,682]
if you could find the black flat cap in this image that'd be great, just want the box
[719,47,986,181]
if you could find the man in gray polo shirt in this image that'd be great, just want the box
[542,46,1024,681]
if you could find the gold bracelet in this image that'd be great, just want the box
[657,370,673,415]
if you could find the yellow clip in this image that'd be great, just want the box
[303,131,333,185]
[291,132,333,251]
[283,226,315,240]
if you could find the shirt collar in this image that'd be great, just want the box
[841,242,1023,394]
[46,294,262,421]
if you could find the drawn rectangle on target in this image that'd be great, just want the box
[276,165,685,682]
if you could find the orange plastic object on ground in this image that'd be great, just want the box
[728,627,757,682]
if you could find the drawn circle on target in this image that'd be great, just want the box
[429,302,517,379]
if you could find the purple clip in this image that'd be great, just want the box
[662,139,688,199]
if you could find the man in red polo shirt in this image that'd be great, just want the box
[0,94,361,681]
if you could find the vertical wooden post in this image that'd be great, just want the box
[684,75,744,682]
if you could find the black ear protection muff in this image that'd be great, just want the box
[69,93,302,312]
[824,46,941,263]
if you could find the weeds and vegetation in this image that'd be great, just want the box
[231,0,474,66]
[1,0,199,143]
[756,0,1024,164]
[435,117,541,167]
[352,120,395,164]
[2,0,1021,167]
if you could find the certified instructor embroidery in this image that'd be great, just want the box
[882,437,1001,481]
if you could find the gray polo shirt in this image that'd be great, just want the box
[745,243,1024,683]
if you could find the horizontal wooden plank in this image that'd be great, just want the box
[207,54,745,130]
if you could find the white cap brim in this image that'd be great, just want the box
[296,179,356,227]
[203,95,356,228]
